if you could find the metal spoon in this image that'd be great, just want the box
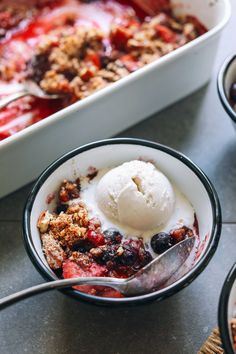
[0,81,61,109]
[0,236,196,310]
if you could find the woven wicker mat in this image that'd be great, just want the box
[198,328,224,354]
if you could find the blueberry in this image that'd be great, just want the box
[230,82,236,103]
[56,203,68,214]
[103,229,123,244]
[119,248,137,266]
[71,241,92,253]
[138,248,153,266]
[151,232,173,254]
[100,54,110,68]
[95,244,116,264]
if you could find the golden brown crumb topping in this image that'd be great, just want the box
[37,185,91,269]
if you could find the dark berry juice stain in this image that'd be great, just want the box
[46,193,55,204]
[87,166,98,180]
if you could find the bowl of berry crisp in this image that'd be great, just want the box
[218,263,236,354]
[23,138,221,305]
[218,54,236,127]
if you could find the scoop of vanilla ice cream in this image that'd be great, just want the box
[96,160,175,231]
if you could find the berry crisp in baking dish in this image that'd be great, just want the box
[0,0,207,140]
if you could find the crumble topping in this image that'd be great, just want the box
[26,11,207,102]
[41,232,66,269]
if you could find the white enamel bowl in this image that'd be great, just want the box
[219,263,236,354]
[23,138,221,305]
[218,54,236,128]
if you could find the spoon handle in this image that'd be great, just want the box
[0,91,29,109]
[0,277,125,310]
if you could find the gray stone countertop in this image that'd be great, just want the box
[0,1,236,353]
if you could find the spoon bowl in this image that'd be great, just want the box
[0,80,62,110]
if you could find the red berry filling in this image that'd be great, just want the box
[63,259,108,295]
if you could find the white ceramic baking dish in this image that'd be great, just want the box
[0,0,231,198]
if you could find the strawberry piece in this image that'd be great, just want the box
[110,25,132,51]
[0,131,10,140]
[155,24,176,42]
[170,226,193,243]
[132,0,171,16]
[89,263,108,277]
[87,230,105,247]
[101,288,124,298]
[63,260,93,294]
[88,217,101,231]
[84,52,101,69]
[63,260,123,297]
[126,19,140,30]
[120,54,140,72]
[63,260,107,294]
[59,189,70,203]
[80,67,96,81]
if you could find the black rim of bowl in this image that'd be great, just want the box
[217,53,236,124]
[218,263,236,354]
[23,138,222,305]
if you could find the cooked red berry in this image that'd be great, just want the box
[58,180,80,202]
[87,230,105,246]
[89,262,108,276]
[63,260,94,294]
[101,288,124,298]
[151,232,173,254]
[63,260,107,294]
[170,226,193,243]
[84,51,101,69]
[155,24,176,42]
[80,66,96,81]
[120,54,140,72]
[110,25,132,51]
[59,189,70,203]
[88,217,101,231]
